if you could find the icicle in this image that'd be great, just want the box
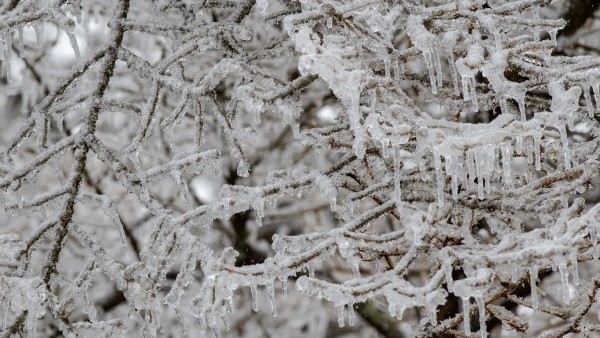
[483,147,495,196]
[250,285,258,311]
[590,224,598,259]
[326,17,333,29]
[393,147,402,205]
[558,124,571,169]
[583,82,594,117]
[210,324,221,338]
[556,257,570,303]
[466,149,476,192]
[2,33,12,83]
[444,262,454,288]
[570,250,580,286]
[384,56,390,78]
[434,48,443,88]
[257,0,269,13]
[349,93,366,159]
[348,303,355,326]
[501,142,513,189]
[66,29,80,58]
[280,277,288,296]
[532,7,541,40]
[16,27,24,51]
[406,16,440,95]
[449,54,460,96]
[34,23,46,46]
[450,159,458,200]
[350,257,360,277]
[476,296,486,338]
[475,148,485,200]
[469,76,479,112]
[463,297,471,334]
[592,82,600,112]
[370,89,377,115]
[533,135,542,171]
[515,136,523,155]
[461,75,471,101]
[172,170,194,208]
[425,51,438,94]
[433,148,444,207]
[463,208,473,243]
[222,313,230,331]
[530,266,539,309]
[548,29,558,44]
[392,58,400,83]
[516,95,526,121]
[337,305,346,328]
[254,196,264,227]
[237,158,250,178]
[308,264,315,278]
[267,281,277,317]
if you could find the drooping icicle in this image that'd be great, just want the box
[476,296,487,338]
[475,148,485,200]
[34,22,46,46]
[515,136,523,155]
[392,58,400,83]
[383,56,390,78]
[446,155,459,200]
[592,82,600,112]
[456,43,484,112]
[433,148,445,207]
[556,257,570,303]
[449,53,460,96]
[250,285,258,311]
[466,149,476,192]
[222,313,230,331]
[349,91,366,159]
[281,277,288,296]
[501,142,513,189]
[516,94,526,121]
[463,208,473,243]
[393,147,402,205]
[337,305,346,328]
[254,195,265,227]
[445,262,454,288]
[532,7,541,40]
[442,31,460,96]
[370,89,377,115]
[16,27,23,51]
[463,297,471,334]
[172,170,194,208]
[530,266,539,309]
[425,50,439,95]
[461,75,471,101]
[548,29,558,44]
[348,303,356,326]
[406,15,441,95]
[589,224,598,259]
[583,81,594,117]
[267,281,278,317]
[558,124,571,169]
[570,250,580,286]
[483,146,495,196]
[2,33,12,83]
[65,28,80,58]
[533,134,542,171]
